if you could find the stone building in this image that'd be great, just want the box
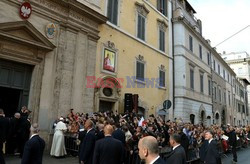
[172,0,212,125]
[222,52,250,125]
[0,0,106,142]
[94,0,173,118]
[211,50,236,125]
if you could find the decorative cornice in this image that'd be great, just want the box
[135,1,150,16]
[157,18,168,31]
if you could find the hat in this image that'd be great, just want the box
[59,117,64,121]
[227,123,230,126]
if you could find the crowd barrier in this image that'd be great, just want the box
[64,135,79,157]
[64,135,249,163]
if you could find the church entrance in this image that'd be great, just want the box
[0,87,20,117]
[99,100,114,113]
[0,59,33,117]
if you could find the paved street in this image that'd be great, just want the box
[222,147,250,164]
[5,153,79,164]
[5,147,250,164]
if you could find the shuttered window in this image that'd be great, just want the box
[159,70,165,87]
[107,0,118,25]
[199,45,202,59]
[190,69,194,89]
[208,79,211,95]
[136,61,145,81]
[159,29,165,52]
[207,52,210,65]
[157,0,167,16]
[189,35,193,52]
[137,14,146,41]
[200,74,204,93]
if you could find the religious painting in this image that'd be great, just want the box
[103,48,115,72]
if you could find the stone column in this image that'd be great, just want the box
[82,37,98,113]
[57,29,77,116]
[71,32,88,112]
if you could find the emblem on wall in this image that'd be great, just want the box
[46,23,57,39]
[20,2,32,19]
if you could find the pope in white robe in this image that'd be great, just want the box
[50,118,67,157]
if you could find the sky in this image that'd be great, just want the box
[188,0,250,54]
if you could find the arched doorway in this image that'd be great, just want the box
[190,114,195,124]
[221,110,226,125]
[207,116,211,126]
[94,76,121,113]
[215,113,220,125]
[199,104,206,125]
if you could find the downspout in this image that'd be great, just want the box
[171,0,175,120]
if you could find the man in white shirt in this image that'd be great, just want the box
[138,136,165,164]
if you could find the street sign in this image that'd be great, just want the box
[163,100,171,109]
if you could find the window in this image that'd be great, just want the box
[107,0,118,25]
[208,79,211,95]
[190,69,194,89]
[137,14,146,41]
[224,92,226,104]
[238,103,241,112]
[159,70,165,87]
[219,89,221,102]
[200,74,204,93]
[199,45,202,59]
[159,29,165,52]
[157,0,167,16]
[214,87,217,100]
[207,53,210,65]
[136,61,145,81]
[223,70,225,79]
[189,35,193,52]
[228,91,231,105]
[218,64,220,74]
[228,74,230,82]
[213,60,216,70]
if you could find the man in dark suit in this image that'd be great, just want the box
[0,109,10,164]
[21,123,45,164]
[200,130,221,164]
[112,123,126,145]
[138,136,165,164]
[18,116,31,158]
[93,124,124,164]
[79,119,96,164]
[166,133,186,164]
[228,126,237,163]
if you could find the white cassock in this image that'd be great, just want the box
[50,121,67,157]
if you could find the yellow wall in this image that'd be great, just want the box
[96,0,170,116]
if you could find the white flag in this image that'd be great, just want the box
[138,117,144,126]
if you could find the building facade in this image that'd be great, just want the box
[0,0,106,142]
[211,50,236,125]
[172,0,212,125]
[94,0,173,118]
[222,52,250,125]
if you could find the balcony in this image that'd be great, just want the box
[173,0,202,34]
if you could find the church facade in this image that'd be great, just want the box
[0,0,106,142]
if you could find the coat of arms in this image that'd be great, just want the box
[46,23,56,39]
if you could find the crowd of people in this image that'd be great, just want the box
[1,106,250,164]
[50,109,250,164]
[0,106,46,164]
